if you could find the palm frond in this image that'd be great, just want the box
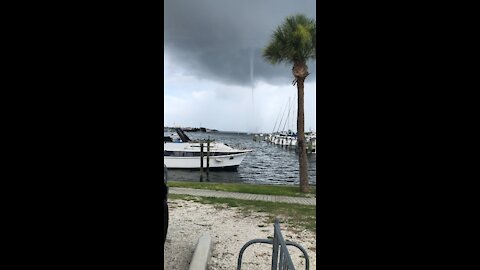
[263,14,316,65]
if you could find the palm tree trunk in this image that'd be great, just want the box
[296,77,309,192]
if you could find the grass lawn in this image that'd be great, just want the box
[168,181,316,198]
[169,194,316,233]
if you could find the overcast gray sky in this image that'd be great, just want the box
[164,0,316,133]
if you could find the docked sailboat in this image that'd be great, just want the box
[164,128,252,170]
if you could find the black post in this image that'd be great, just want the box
[206,139,210,181]
[271,219,279,269]
[200,142,204,182]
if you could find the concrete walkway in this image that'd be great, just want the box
[169,187,316,206]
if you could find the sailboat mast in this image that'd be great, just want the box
[282,97,292,132]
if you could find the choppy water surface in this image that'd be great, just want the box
[164,131,316,186]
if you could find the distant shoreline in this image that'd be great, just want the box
[164,126,250,134]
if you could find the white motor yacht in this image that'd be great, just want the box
[164,128,252,170]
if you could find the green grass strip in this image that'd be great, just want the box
[168,181,316,197]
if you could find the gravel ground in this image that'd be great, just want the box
[164,199,316,270]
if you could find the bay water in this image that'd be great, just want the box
[164,131,316,186]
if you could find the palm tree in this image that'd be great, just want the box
[263,14,316,192]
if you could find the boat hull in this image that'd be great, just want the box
[163,152,248,169]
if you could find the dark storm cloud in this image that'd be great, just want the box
[164,0,316,86]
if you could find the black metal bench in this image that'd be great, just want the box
[237,218,310,270]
